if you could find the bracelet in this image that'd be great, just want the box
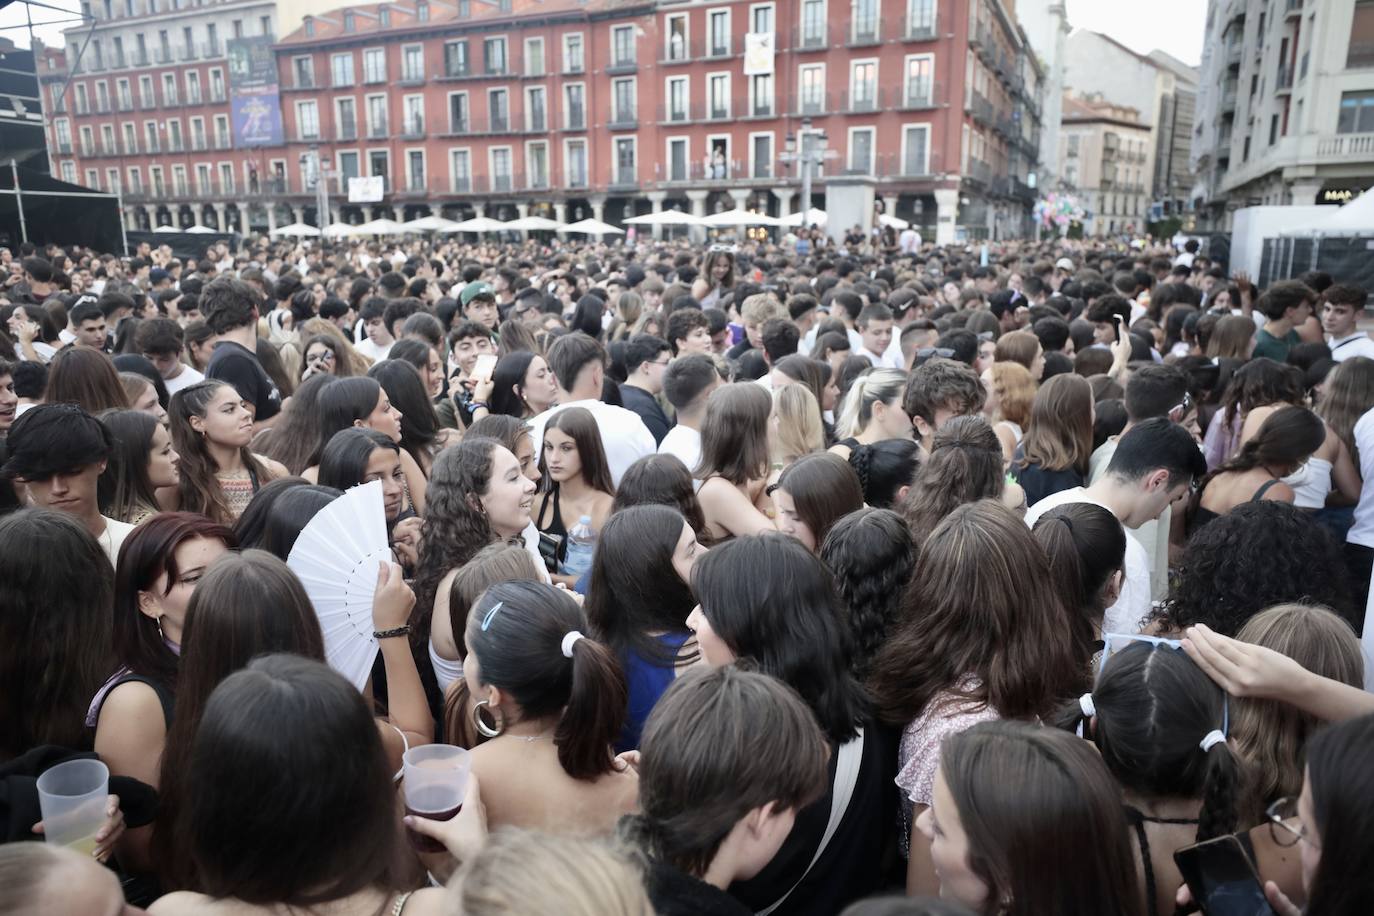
[374,625,411,640]
[471,402,490,411]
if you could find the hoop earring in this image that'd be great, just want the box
[472,698,504,739]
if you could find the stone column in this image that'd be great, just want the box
[292,206,304,227]
[213,203,227,232]
[553,201,568,240]
[934,188,959,246]
[266,204,279,234]
[686,189,709,244]
[589,195,607,240]
[773,187,795,223]
[646,190,667,241]
[881,194,899,224]
[191,205,204,227]
[728,188,751,212]
[516,201,530,240]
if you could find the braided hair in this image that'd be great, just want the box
[847,439,921,509]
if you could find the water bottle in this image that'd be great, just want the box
[561,515,597,579]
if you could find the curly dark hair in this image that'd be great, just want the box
[819,508,915,679]
[412,437,501,645]
[1155,501,1352,636]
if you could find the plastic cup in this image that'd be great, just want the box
[401,744,470,853]
[36,759,109,855]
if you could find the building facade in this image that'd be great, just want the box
[1061,29,1197,221]
[1058,93,1151,236]
[40,0,1046,242]
[1012,0,1068,188]
[1191,0,1374,230]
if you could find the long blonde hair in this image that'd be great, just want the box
[452,829,654,916]
[1316,356,1374,465]
[834,368,905,440]
[770,383,824,466]
[300,317,371,374]
[1231,603,1363,819]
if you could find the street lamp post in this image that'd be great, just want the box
[780,117,835,228]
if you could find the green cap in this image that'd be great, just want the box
[460,280,495,306]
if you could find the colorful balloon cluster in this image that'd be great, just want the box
[1033,192,1086,234]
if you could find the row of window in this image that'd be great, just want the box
[70,13,272,72]
[57,122,934,197]
[56,113,230,156]
[56,67,227,114]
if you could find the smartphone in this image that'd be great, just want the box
[471,353,498,385]
[1174,836,1275,916]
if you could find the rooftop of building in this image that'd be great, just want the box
[1062,92,1147,128]
[278,0,642,45]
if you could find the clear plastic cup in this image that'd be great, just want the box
[36,759,109,854]
[401,744,470,853]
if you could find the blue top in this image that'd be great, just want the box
[616,631,692,753]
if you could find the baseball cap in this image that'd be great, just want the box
[150,268,170,284]
[460,280,495,306]
[1055,257,1075,271]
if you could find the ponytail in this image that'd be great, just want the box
[1196,734,1240,842]
[555,631,628,780]
[834,368,906,441]
[834,374,872,441]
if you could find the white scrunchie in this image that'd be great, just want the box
[1200,730,1226,753]
[1079,693,1096,718]
[561,630,585,658]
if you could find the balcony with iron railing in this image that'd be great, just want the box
[610,166,638,190]
[527,109,546,132]
[564,105,586,130]
[608,108,638,130]
[791,89,833,116]
[117,94,133,111]
[465,115,516,135]
[967,158,992,185]
[792,22,829,51]
[849,17,881,46]
[179,44,197,62]
[1221,82,1237,111]
[133,52,148,67]
[191,135,207,151]
[56,139,73,154]
[967,90,993,125]
[1276,65,1293,93]
[1284,0,1301,18]
[902,8,939,41]
[338,119,358,140]
[400,67,426,87]
[367,121,388,138]
[661,35,698,65]
[839,87,884,114]
[657,100,705,124]
[445,114,469,135]
[203,40,222,57]
[605,51,638,75]
[293,72,316,90]
[870,149,945,180]
[402,116,425,138]
[96,100,111,114]
[899,78,941,110]
[210,88,226,103]
[213,136,231,150]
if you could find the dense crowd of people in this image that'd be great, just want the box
[2,228,1374,916]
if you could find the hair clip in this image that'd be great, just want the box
[480,601,504,632]
[1200,730,1226,753]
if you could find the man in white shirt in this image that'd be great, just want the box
[898,227,922,254]
[854,303,903,369]
[136,317,205,395]
[527,332,656,486]
[658,353,723,483]
[0,403,133,568]
[1087,365,1192,601]
[354,299,394,363]
[1345,406,1374,622]
[1025,419,1205,635]
[1320,285,1374,362]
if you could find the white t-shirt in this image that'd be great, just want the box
[528,398,656,488]
[163,364,205,394]
[355,337,393,363]
[1088,438,1172,602]
[1023,487,1152,636]
[800,324,864,358]
[1347,407,1374,549]
[1328,333,1374,363]
[658,424,702,483]
[898,229,922,253]
[98,516,135,569]
[856,345,904,370]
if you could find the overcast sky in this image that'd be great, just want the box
[3,0,1208,71]
[1065,0,1205,67]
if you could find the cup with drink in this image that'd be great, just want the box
[36,759,110,855]
[402,744,471,853]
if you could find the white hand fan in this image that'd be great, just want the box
[287,480,391,691]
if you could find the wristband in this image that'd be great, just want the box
[471,402,490,411]
[374,625,412,640]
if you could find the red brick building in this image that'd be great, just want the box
[40,0,1045,242]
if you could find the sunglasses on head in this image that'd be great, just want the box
[916,347,956,359]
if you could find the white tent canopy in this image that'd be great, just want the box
[184,224,218,234]
[152,224,180,233]
[878,213,910,230]
[702,208,780,227]
[624,208,701,226]
[503,215,566,231]
[322,222,361,238]
[1320,188,1374,233]
[270,222,321,237]
[563,218,624,235]
[450,216,509,232]
[402,215,463,233]
[353,218,406,235]
[781,207,828,228]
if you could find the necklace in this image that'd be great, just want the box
[504,730,552,743]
